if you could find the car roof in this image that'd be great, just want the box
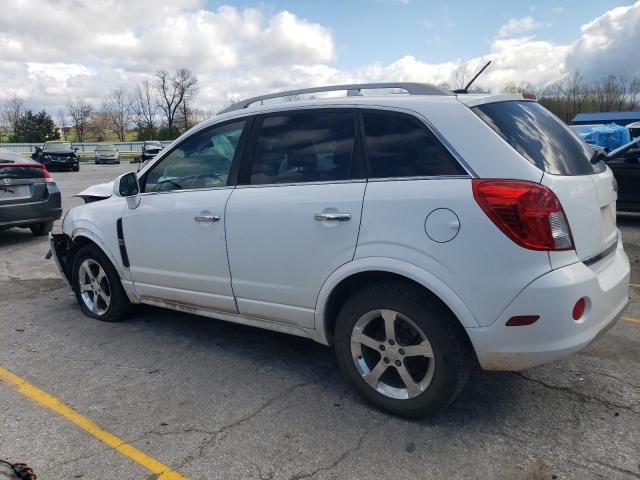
[0,148,37,164]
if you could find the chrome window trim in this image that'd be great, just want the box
[138,185,234,197]
[235,179,366,189]
[367,175,471,182]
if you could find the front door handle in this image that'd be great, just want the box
[314,213,351,222]
[194,215,220,223]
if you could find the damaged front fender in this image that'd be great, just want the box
[48,233,73,286]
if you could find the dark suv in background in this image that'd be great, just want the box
[0,149,62,236]
[32,141,80,171]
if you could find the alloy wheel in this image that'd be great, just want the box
[350,309,435,400]
[78,259,111,316]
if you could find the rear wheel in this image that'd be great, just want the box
[72,244,131,322]
[334,280,472,418]
[30,222,53,236]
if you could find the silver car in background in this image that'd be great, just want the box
[95,144,120,164]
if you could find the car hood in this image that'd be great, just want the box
[75,181,113,201]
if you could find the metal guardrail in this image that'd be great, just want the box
[0,141,173,154]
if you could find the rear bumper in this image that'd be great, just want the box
[0,191,62,227]
[468,234,630,371]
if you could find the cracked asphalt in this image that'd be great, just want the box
[1,163,639,479]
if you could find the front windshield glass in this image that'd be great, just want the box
[44,141,72,152]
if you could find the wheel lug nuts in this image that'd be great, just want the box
[379,345,385,351]
[383,357,390,364]
[395,360,401,367]
[399,348,405,355]
[388,339,395,346]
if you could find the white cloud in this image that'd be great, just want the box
[497,16,544,38]
[0,1,639,115]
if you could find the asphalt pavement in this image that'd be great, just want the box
[0,163,638,479]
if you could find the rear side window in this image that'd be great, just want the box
[362,111,465,178]
[473,101,606,176]
[246,111,357,185]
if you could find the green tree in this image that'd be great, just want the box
[12,110,60,142]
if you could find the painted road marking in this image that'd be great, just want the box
[0,365,188,480]
[621,316,640,325]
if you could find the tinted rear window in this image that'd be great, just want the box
[362,111,465,178]
[0,164,44,179]
[473,101,605,176]
[247,111,357,185]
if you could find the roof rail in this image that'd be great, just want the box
[220,82,451,114]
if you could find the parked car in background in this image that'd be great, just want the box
[131,141,163,163]
[0,149,61,236]
[604,139,640,212]
[50,83,629,418]
[32,141,80,171]
[95,144,120,164]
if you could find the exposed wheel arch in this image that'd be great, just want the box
[316,261,479,346]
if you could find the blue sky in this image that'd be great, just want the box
[206,0,626,68]
[1,1,638,111]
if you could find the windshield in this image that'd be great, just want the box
[473,101,606,176]
[145,142,161,147]
[96,145,116,151]
[44,141,72,152]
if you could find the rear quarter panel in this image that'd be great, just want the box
[354,178,553,327]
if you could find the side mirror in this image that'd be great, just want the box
[74,147,79,152]
[113,172,140,197]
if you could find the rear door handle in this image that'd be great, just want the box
[314,213,351,222]
[194,215,220,223]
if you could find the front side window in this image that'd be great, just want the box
[362,111,465,178]
[246,111,357,185]
[143,120,245,193]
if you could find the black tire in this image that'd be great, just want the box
[30,221,53,236]
[334,280,473,418]
[73,165,80,171]
[71,244,131,322]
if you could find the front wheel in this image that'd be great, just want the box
[73,165,80,171]
[334,280,472,418]
[72,244,131,322]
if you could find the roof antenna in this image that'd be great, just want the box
[453,60,491,94]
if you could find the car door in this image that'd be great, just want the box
[607,155,640,210]
[122,119,248,312]
[225,109,366,328]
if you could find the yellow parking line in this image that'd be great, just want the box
[621,316,640,325]
[0,365,188,480]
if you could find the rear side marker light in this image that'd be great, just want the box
[506,315,540,326]
[472,179,574,251]
[572,298,586,321]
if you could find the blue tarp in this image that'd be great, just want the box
[575,123,631,150]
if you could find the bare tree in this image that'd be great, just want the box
[2,95,25,137]
[132,79,156,138]
[452,62,469,90]
[66,97,94,142]
[103,87,132,142]
[155,69,199,134]
[57,109,67,140]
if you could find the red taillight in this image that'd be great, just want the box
[522,92,537,100]
[472,179,574,251]
[41,165,54,182]
[572,298,586,321]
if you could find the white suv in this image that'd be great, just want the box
[49,83,630,417]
